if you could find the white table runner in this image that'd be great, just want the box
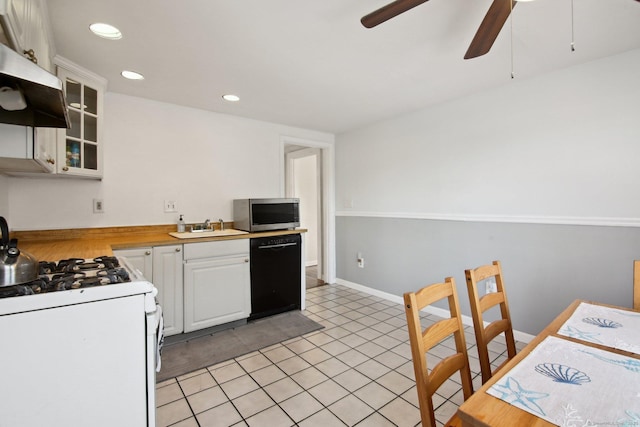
[487,335,640,426]
[557,302,640,355]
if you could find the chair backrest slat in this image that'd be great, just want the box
[465,260,517,384]
[404,277,474,427]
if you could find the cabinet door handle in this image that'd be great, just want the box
[23,49,37,64]
[175,248,181,252]
[62,166,69,172]
[145,251,151,255]
[47,158,55,165]
[245,258,249,263]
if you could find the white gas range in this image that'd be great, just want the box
[0,256,162,427]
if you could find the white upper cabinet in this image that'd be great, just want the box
[0,0,60,175]
[55,57,107,179]
[0,1,110,179]
[33,127,57,170]
[0,0,54,72]
[0,124,55,173]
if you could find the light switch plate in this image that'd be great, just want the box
[164,200,178,212]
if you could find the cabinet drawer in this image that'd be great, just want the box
[183,239,249,260]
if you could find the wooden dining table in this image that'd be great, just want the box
[457,299,640,427]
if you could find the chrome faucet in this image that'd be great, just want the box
[218,218,225,231]
[203,219,210,230]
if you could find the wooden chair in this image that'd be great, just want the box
[465,260,517,384]
[634,260,640,310]
[404,277,474,427]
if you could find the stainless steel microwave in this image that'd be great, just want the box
[233,198,300,232]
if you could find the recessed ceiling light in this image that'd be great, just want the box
[222,94,240,102]
[121,70,145,80]
[89,23,122,40]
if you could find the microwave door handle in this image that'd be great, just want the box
[258,242,298,250]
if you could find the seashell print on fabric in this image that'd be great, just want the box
[582,317,622,328]
[534,363,591,385]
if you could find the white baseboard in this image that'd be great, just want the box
[335,278,534,344]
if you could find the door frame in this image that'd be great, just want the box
[285,147,321,272]
[280,136,335,285]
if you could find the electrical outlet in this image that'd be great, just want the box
[93,199,104,213]
[357,252,364,268]
[164,200,178,213]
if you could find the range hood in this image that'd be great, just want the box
[0,43,69,128]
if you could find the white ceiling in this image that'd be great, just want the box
[47,0,640,134]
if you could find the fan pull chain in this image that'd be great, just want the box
[510,0,515,78]
[570,0,575,52]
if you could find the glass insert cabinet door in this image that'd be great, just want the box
[56,66,104,178]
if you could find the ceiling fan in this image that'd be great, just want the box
[361,0,640,59]
[360,0,518,59]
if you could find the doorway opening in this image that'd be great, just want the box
[285,146,323,288]
[282,136,334,290]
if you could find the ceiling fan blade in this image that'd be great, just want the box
[464,0,517,59]
[361,0,430,28]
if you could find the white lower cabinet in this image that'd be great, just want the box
[152,245,184,337]
[113,247,152,279]
[183,240,250,333]
[114,245,184,336]
[116,239,250,335]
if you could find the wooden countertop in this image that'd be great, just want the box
[11,224,306,261]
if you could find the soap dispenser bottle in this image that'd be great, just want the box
[177,214,186,232]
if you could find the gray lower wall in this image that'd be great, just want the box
[336,216,640,335]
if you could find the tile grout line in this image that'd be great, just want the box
[157,284,518,427]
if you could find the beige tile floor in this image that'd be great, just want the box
[156,283,524,426]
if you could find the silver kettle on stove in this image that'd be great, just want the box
[0,216,38,286]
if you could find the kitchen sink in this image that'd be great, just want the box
[169,229,249,239]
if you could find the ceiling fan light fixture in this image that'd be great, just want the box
[121,70,145,80]
[89,23,122,40]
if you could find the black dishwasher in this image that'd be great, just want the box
[249,234,302,320]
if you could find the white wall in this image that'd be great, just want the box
[337,49,640,222]
[334,49,640,334]
[6,93,333,230]
[0,175,8,222]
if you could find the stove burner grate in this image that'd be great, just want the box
[2,256,132,299]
